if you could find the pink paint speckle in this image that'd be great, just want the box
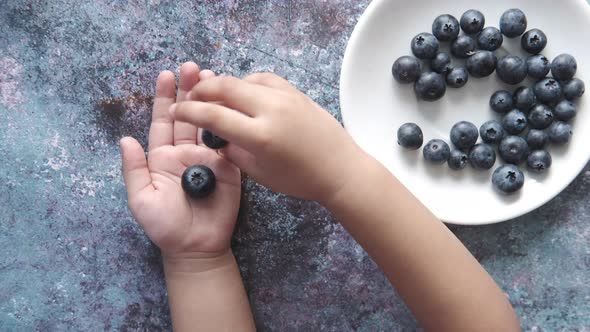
[0,57,24,109]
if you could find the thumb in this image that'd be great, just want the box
[120,137,153,197]
[220,144,258,175]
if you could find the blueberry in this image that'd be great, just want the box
[181,165,216,198]
[460,9,485,34]
[526,150,552,173]
[521,29,547,54]
[562,78,585,100]
[432,14,460,42]
[397,123,424,150]
[551,54,577,81]
[448,149,469,170]
[479,120,505,144]
[489,90,513,113]
[492,164,525,194]
[450,121,478,149]
[526,129,548,150]
[502,109,528,135]
[526,55,550,79]
[411,33,440,59]
[553,100,576,121]
[562,78,586,100]
[392,56,422,83]
[534,78,562,104]
[202,130,229,149]
[500,8,527,38]
[423,139,451,164]
[548,121,572,145]
[527,104,554,129]
[513,86,536,111]
[499,135,530,164]
[469,143,496,170]
[496,55,528,85]
[430,52,453,75]
[451,35,477,59]
[466,50,497,78]
[477,27,503,51]
[446,67,469,88]
[414,72,446,101]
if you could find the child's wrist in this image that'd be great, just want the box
[320,153,386,212]
[163,249,235,274]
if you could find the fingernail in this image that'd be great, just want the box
[169,103,177,116]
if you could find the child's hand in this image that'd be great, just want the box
[120,63,241,258]
[172,74,368,204]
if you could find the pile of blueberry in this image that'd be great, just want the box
[393,9,585,194]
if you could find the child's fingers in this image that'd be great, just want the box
[196,69,217,145]
[244,72,300,94]
[188,76,272,117]
[199,69,215,81]
[148,71,176,151]
[172,101,262,150]
[174,62,200,145]
[120,137,154,197]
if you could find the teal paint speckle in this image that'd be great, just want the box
[1,0,589,330]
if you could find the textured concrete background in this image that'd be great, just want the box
[1,1,589,331]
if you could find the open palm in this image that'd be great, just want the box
[120,63,241,256]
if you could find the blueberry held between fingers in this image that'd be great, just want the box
[553,100,576,121]
[499,136,530,164]
[521,29,547,54]
[490,90,513,113]
[392,56,422,83]
[448,149,469,170]
[451,35,477,59]
[500,8,527,38]
[202,130,229,149]
[513,86,536,111]
[432,14,460,42]
[496,55,528,85]
[527,150,552,173]
[526,55,550,79]
[460,9,485,35]
[466,50,497,78]
[469,143,496,170]
[480,120,505,144]
[562,78,585,100]
[526,129,548,150]
[430,52,453,75]
[414,72,446,101]
[477,27,503,51]
[548,121,572,145]
[411,33,439,59]
[450,121,478,149]
[446,67,469,88]
[492,164,525,194]
[551,54,577,81]
[181,165,216,198]
[423,139,451,164]
[534,78,562,104]
[397,123,424,150]
[527,104,554,129]
[502,109,528,135]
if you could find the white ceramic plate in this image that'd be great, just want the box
[340,0,590,225]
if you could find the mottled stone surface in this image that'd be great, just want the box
[0,1,589,331]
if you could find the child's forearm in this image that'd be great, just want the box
[163,250,256,332]
[323,154,520,331]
